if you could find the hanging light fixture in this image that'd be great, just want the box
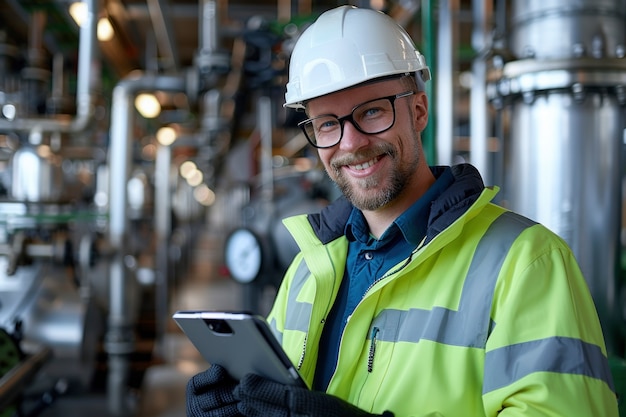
[135,93,161,118]
[156,126,177,146]
[69,2,87,26]
[70,2,115,42]
[97,16,114,41]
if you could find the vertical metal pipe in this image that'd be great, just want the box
[421,0,437,163]
[27,11,46,67]
[106,74,186,415]
[258,96,273,199]
[497,0,626,354]
[51,53,64,99]
[106,80,135,416]
[147,0,180,72]
[470,0,491,181]
[75,0,98,121]
[199,0,218,55]
[153,144,172,350]
[108,89,133,248]
[0,0,98,132]
[436,0,457,166]
[196,0,229,81]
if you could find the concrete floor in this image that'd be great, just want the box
[137,278,244,417]
[134,226,258,417]
[139,227,275,417]
[19,225,277,417]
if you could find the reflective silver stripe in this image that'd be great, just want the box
[372,211,532,347]
[484,336,615,393]
[368,211,614,392]
[267,317,283,344]
[284,258,313,332]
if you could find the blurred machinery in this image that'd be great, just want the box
[486,0,626,356]
[0,0,329,415]
[0,0,110,413]
[0,0,235,414]
[480,0,626,405]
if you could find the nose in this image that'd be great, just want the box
[338,119,368,151]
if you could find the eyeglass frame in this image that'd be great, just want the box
[297,90,416,149]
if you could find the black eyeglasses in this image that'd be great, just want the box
[298,91,415,149]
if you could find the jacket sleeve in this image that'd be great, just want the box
[266,252,303,341]
[483,231,618,416]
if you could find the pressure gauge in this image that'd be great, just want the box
[224,228,264,284]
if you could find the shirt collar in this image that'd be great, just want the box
[345,209,371,243]
[345,167,455,245]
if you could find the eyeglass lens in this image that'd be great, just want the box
[303,98,394,148]
[300,91,413,148]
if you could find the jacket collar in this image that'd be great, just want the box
[307,163,485,244]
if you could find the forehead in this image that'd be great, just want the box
[305,77,404,116]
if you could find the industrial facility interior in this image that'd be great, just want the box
[0,0,625,416]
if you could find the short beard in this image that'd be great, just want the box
[339,174,403,211]
[330,147,413,211]
[329,128,421,211]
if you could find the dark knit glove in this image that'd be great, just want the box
[186,364,243,417]
[233,373,394,417]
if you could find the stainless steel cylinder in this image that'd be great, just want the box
[0,259,102,386]
[505,91,624,349]
[10,146,64,203]
[492,0,626,352]
[510,0,626,60]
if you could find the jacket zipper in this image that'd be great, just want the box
[367,327,379,372]
[362,235,428,373]
[297,334,307,371]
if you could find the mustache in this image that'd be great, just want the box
[330,143,396,170]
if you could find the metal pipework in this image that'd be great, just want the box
[435,0,457,166]
[147,0,180,72]
[489,0,626,353]
[195,0,230,85]
[0,0,98,134]
[470,0,493,182]
[105,0,230,412]
[0,231,71,276]
[106,72,186,416]
[0,345,52,411]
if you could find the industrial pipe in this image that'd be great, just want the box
[435,0,457,166]
[106,72,187,416]
[0,0,99,134]
[0,345,52,411]
[470,0,492,181]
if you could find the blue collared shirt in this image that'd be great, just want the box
[313,167,454,390]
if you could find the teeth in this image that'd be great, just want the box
[350,157,379,170]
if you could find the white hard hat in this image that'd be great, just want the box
[284,5,430,109]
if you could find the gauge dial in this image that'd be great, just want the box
[224,228,263,284]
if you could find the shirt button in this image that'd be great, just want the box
[364,252,373,260]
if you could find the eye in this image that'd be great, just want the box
[362,106,382,118]
[355,99,389,122]
[313,117,339,133]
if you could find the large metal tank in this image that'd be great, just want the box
[491,0,626,353]
[10,145,64,203]
[0,258,103,387]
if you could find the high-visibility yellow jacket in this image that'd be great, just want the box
[266,165,618,416]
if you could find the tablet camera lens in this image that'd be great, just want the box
[204,319,233,334]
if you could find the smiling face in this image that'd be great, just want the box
[307,76,431,213]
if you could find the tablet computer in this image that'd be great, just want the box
[172,310,307,388]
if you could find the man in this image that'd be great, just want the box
[187,5,618,416]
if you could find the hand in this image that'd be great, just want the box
[233,373,394,417]
[186,364,243,417]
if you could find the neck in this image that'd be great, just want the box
[363,167,436,239]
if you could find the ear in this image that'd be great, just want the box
[412,92,429,132]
